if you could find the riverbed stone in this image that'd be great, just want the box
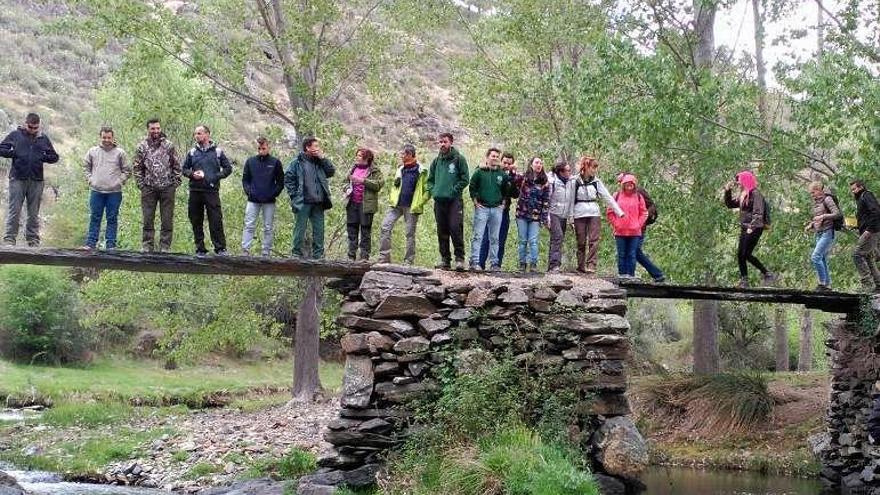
[592,416,648,480]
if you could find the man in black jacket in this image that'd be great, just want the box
[183,125,232,255]
[850,180,880,292]
[0,113,59,246]
[241,137,284,256]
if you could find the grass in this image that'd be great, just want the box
[229,392,291,412]
[241,447,316,480]
[39,401,135,427]
[0,427,171,478]
[0,358,344,408]
[185,462,223,480]
[386,424,599,495]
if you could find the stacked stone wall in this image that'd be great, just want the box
[298,268,646,494]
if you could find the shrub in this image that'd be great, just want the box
[0,266,92,363]
[637,372,774,437]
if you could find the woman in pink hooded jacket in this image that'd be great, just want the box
[723,170,777,288]
[607,174,648,277]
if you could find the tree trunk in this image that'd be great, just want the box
[798,307,814,371]
[817,0,825,55]
[292,277,324,401]
[774,306,790,371]
[693,300,720,373]
[752,0,768,130]
[691,0,720,375]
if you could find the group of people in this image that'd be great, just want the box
[3,112,880,291]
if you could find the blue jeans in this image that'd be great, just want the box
[516,218,540,265]
[812,229,835,286]
[615,236,640,276]
[86,191,123,248]
[636,232,664,280]
[471,205,503,266]
[479,207,510,269]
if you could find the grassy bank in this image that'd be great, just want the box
[631,372,827,478]
[0,358,344,407]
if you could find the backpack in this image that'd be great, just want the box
[574,178,599,203]
[638,187,658,226]
[761,195,771,227]
[825,193,844,231]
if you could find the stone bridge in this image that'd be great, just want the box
[0,248,875,494]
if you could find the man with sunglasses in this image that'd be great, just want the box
[0,113,59,247]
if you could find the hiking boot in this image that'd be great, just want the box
[761,272,779,286]
[488,265,501,272]
[519,262,528,273]
[469,263,482,272]
[738,277,750,289]
[435,261,451,270]
[454,260,466,272]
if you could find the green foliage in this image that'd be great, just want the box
[717,302,774,370]
[242,447,316,480]
[185,462,223,480]
[0,266,93,364]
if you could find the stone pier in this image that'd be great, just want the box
[297,268,647,494]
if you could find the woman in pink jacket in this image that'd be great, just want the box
[607,174,648,277]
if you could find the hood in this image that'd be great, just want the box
[618,173,638,186]
[736,170,758,193]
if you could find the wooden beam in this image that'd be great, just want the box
[0,247,377,279]
[616,280,861,313]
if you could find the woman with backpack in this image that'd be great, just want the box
[515,157,551,272]
[547,160,574,272]
[806,181,842,291]
[345,148,383,260]
[607,173,648,278]
[569,156,623,274]
[616,171,666,283]
[723,170,777,288]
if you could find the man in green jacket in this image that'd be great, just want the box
[285,137,336,259]
[377,144,429,264]
[469,147,512,271]
[427,132,469,271]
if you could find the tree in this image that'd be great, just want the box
[61,0,417,399]
[774,306,790,371]
[798,307,813,371]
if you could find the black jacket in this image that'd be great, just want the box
[854,189,880,234]
[242,154,284,203]
[0,127,60,180]
[182,141,233,192]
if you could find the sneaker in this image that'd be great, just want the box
[435,261,451,270]
[196,251,209,257]
[815,284,831,292]
[653,276,666,283]
[548,266,561,273]
[81,245,94,250]
[761,272,779,286]
[488,265,501,272]
[738,278,750,289]
[216,249,228,256]
[454,260,466,272]
[469,263,482,272]
[519,262,528,272]
[242,249,251,256]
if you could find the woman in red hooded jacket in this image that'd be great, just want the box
[607,174,648,277]
[723,170,777,288]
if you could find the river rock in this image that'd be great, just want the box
[341,356,374,409]
[200,479,287,495]
[0,471,26,495]
[592,416,648,480]
[373,295,437,319]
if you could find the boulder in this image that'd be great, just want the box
[341,356,374,409]
[592,474,627,495]
[592,416,648,480]
[374,294,438,319]
[0,472,25,495]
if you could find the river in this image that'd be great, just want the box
[641,466,825,494]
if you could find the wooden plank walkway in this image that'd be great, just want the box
[0,248,863,313]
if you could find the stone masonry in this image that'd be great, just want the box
[818,308,880,495]
[297,267,647,494]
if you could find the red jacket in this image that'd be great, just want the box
[607,189,647,236]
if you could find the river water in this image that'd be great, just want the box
[641,466,825,494]
[3,463,825,494]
